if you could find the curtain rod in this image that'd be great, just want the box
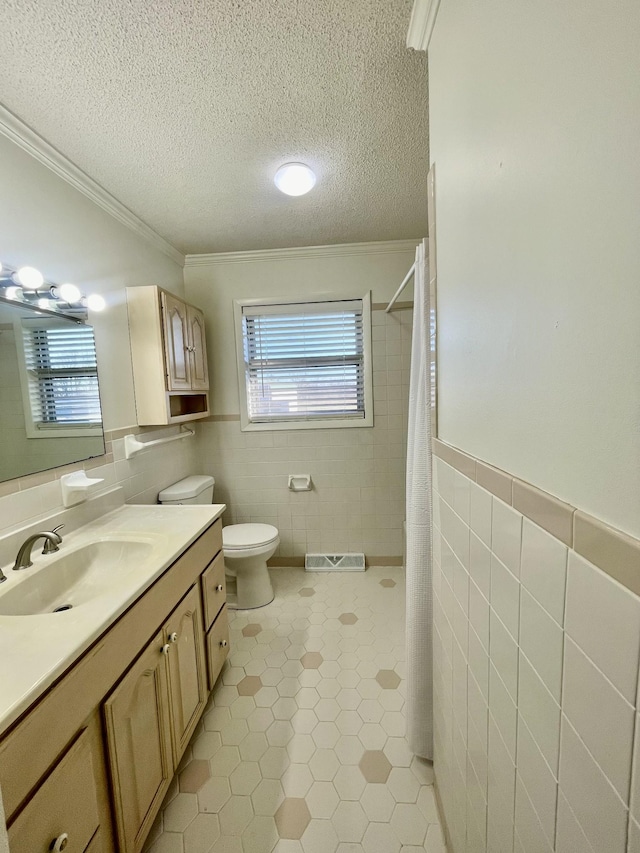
[385,262,416,313]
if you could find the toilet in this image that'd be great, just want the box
[158,475,279,609]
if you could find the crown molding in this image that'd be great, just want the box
[0,105,184,267]
[406,0,441,51]
[184,239,420,267]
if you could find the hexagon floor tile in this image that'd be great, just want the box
[147,566,441,853]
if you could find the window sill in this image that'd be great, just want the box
[240,414,374,432]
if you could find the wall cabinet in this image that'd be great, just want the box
[161,293,209,393]
[127,285,210,425]
[0,519,229,853]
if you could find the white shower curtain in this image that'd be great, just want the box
[405,238,433,759]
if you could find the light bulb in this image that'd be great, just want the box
[5,286,22,300]
[274,163,316,196]
[38,298,50,310]
[58,283,82,303]
[15,266,44,290]
[86,293,106,312]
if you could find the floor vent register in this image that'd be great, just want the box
[304,553,366,572]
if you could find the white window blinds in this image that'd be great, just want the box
[22,320,102,427]
[241,299,366,424]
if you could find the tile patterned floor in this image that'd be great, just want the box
[146,566,445,853]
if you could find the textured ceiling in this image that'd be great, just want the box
[0,1,428,255]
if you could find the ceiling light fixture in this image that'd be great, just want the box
[274,162,316,196]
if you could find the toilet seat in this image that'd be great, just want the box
[223,523,279,550]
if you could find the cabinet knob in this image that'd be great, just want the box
[161,643,171,655]
[50,833,69,853]
[219,639,228,648]
[168,632,178,643]
[215,584,224,592]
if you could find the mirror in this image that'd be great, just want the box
[0,296,105,482]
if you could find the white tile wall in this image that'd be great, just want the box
[562,637,635,799]
[520,520,567,625]
[433,456,640,853]
[0,429,197,541]
[558,716,627,853]
[564,552,640,704]
[195,308,412,560]
[515,774,554,853]
[519,589,563,702]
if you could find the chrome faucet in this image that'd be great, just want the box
[12,525,64,571]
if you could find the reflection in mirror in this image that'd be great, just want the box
[0,298,105,483]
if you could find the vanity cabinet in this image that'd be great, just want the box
[0,518,228,853]
[127,285,210,425]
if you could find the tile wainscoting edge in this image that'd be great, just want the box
[432,438,640,597]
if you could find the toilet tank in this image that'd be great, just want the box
[158,475,215,505]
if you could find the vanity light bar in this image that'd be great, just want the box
[0,261,106,311]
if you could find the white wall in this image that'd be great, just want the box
[184,244,418,561]
[428,0,640,539]
[0,133,197,528]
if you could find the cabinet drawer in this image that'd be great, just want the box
[208,519,222,559]
[8,727,100,853]
[206,605,229,690]
[201,551,226,630]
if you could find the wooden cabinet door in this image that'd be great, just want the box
[187,305,209,390]
[7,727,101,853]
[161,293,191,390]
[103,632,173,853]
[165,585,207,759]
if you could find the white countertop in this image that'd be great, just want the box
[0,503,225,736]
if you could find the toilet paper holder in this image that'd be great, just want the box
[288,474,312,492]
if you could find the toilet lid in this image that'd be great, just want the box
[223,523,279,549]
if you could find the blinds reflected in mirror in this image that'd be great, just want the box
[21,319,102,427]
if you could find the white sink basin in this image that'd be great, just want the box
[0,539,154,616]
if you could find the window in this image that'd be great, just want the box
[234,294,373,431]
[17,317,103,438]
